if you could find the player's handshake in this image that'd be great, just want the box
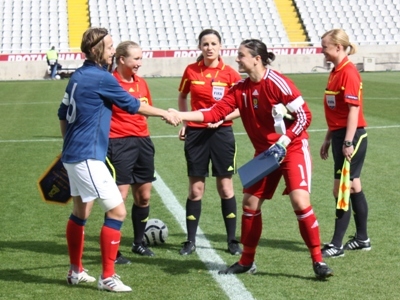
[163,109,181,126]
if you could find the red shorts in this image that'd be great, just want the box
[243,138,312,199]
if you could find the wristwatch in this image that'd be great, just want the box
[343,140,353,147]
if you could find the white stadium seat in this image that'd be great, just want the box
[0,0,399,53]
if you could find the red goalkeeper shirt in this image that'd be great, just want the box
[178,58,242,128]
[109,71,153,138]
[202,68,311,154]
[324,56,367,130]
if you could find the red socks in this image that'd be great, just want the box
[237,206,322,266]
[295,206,323,263]
[239,208,262,266]
[100,225,121,278]
[66,219,84,272]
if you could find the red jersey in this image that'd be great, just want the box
[324,56,367,130]
[202,68,311,155]
[178,58,242,128]
[109,71,153,138]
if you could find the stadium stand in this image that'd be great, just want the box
[0,0,399,53]
[67,0,90,51]
[0,0,70,53]
[295,0,400,45]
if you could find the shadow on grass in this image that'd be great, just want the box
[0,240,68,255]
[0,233,325,284]
[0,239,221,279]
[0,267,96,290]
[80,232,188,253]
[254,270,333,282]
[204,233,306,253]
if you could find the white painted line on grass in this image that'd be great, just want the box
[152,171,255,300]
[0,96,398,105]
[1,124,400,143]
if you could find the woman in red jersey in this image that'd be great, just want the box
[107,41,157,262]
[320,29,370,258]
[177,29,243,256]
[169,39,333,279]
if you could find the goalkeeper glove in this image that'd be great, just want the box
[265,142,286,163]
[265,135,291,163]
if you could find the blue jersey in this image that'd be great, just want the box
[58,60,141,163]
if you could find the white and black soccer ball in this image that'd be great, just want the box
[143,218,168,246]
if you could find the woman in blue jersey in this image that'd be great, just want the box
[58,27,180,293]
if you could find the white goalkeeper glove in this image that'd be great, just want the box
[272,104,294,134]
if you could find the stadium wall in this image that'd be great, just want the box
[0,45,399,80]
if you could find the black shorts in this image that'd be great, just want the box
[106,136,156,185]
[184,126,236,177]
[331,128,368,180]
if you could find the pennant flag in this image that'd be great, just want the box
[37,154,72,205]
[337,159,350,211]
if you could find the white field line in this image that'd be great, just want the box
[152,171,255,300]
[1,124,399,143]
[0,96,399,105]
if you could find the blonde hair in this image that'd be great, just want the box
[322,29,357,55]
[80,27,109,63]
[115,41,140,64]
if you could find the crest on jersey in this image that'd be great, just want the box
[253,98,258,109]
[252,90,259,109]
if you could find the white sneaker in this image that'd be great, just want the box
[67,269,96,285]
[98,274,132,292]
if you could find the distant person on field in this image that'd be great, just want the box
[320,29,370,258]
[106,41,157,264]
[58,27,180,293]
[177,29,243,256]
[46,46,58,79]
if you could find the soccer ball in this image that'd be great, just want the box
[55,74,61,80]
[143,218,168,246]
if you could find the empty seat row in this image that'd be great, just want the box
[0,0,399,53]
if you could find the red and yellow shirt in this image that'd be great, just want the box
[324,56,367,130]
[109,71,153,138]
[178,58,242,128]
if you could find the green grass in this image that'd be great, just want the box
[1,72,400,299]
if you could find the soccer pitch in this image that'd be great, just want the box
[0,72,399,299]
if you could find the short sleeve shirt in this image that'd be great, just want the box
[109,71,153,138]
[324,57,367,130]
[178,58,242,128]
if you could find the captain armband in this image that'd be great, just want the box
[286,96,305,113]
